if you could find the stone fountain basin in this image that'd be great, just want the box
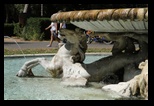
[4,54,133,100]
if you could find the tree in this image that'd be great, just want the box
[4,4,15,23]
[4,4,25,23]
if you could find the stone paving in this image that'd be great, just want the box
[4,37,113,50]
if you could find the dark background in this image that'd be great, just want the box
[4,4,148,23]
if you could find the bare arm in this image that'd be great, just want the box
[60,23,63,29]
[45,24,52,30]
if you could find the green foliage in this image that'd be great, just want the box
[4,23,14,36]
[14,4,25,13]
[13,23,23,37]
[13,17,51,40]
[22,17,51,40]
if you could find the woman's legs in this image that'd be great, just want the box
[47,31,61,47]
[47,31,54,47]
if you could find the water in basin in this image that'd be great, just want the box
[4,54,129,100]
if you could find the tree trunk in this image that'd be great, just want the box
[5,5,9,23]
[19,4,29,27]
[23,4,29,13]
[41,4,43,17]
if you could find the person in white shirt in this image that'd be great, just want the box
[45,22,60,47]
[45,10,67,47]
[60,22,66,29]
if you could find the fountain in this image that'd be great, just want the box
[5,7,148,100]
[49,8,148,100]
[4,36,26,60]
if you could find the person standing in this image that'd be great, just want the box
[85,30,93,44]
[60,22,66,29]
[58,22,67,43]
[45,10,67,47]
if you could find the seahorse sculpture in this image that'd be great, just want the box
[16,28,90,86]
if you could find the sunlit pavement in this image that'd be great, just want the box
[4,37,113,50]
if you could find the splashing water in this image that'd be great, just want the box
[4,36,26,60]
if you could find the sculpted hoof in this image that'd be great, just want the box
[16,69,34,77]
[16,69,27,77]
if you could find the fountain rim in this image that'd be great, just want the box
[4,53,112,58]
[51,7,148,23]
[50,7,148,33]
